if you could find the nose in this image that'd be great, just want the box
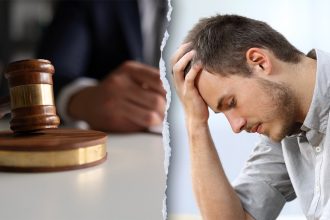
[224,111,246,133]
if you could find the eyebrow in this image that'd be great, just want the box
[214,96,225,113]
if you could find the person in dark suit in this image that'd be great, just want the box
[37,0,167,132]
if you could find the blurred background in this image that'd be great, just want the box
[165,0,330,219]
[0,0,56,95]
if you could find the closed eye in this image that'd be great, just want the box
[228,98,236,108]
[215,96,236,112]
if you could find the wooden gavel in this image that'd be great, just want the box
[0,59,107,172]
[0,59,60,132]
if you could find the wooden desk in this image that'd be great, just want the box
[0,121,165,220]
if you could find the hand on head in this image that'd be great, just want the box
[68,61,166,132]
[171,43,209,125]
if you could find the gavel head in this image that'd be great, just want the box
[5,59,60,133]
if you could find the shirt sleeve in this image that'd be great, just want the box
[232,135,296,220]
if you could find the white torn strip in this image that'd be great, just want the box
[160,0,173,219]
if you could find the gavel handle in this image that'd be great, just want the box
[0,96,10,119]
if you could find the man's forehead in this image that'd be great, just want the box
[197,69,228,88]
[200,69,222,79]
[196,69,249,104]
[196,69,228,98]
[198,69,248,85]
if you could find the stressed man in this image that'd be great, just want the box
[171,14,329,220]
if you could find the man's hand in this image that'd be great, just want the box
[68,61,166,132]
[171,43,209,125]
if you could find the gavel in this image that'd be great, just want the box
[0,59,60,133]
[0,59,107,172]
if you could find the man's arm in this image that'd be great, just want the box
[171,43,254,220]
[188,122,254,220]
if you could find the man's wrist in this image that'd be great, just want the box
[67,86,97,121]
[186,118,209,132]
[56,77,98,125]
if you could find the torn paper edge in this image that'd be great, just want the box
[160,0,173,219]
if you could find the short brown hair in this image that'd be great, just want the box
[184,14,303,76]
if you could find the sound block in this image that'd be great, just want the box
[0,128,107,172]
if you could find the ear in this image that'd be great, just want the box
[245,48,272,76]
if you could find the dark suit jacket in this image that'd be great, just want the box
[37,0,166,96]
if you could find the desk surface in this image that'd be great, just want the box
[0,122,166,220]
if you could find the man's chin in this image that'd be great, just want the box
[267,130,287,143]
[267,122,300,143]
[268,135,285,143]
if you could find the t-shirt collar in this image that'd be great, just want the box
[300,49,330,146]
